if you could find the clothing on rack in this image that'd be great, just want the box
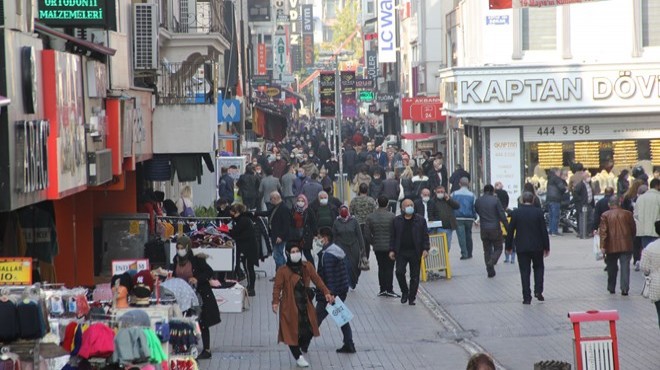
[77,323,115,359]
[159,279,198,313]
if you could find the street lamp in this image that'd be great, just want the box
[319,50,353,202]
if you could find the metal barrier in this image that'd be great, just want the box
[568,310,619,370]
[421,233,451,281]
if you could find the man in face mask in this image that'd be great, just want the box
[433,186,460,251]
[414,188,440,228]
[270,152,288,179]
[389,199,430,306]
[309,191,339,231]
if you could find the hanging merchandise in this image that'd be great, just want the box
[77,323,115,359]
[167,321,199,355]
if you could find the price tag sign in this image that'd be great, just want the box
[111,259,150,276]
[0,258,33,286]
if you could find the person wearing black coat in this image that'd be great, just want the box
[546,169,567,236]
[413,189,440,222]
[172,235,221,359]
[229,204,259,297]
[237,167,261,210]
[573,173,596,234]
[449,165,470,194]
[343,145,358,182]
[256,192,291,272]
[505,192,550,305]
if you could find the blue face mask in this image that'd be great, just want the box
[404,206,415,215]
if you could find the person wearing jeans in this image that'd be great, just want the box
[452,178,477,259]
[257,192,291,277]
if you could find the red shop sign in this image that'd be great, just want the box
[401,97,444,122]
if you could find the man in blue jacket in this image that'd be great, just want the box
[452,177,477,260]
[389,199,430,306]
[506,192,550,304]
[315,227,356,354]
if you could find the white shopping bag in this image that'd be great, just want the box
[593,235,603,261]
[325,297,354,327]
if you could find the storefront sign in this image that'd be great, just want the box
[376,93,395,103]
[303,34,314,68]
[523,121,660,142]
[319,72,336,117]
[257,43,267,75]
[0,258,33,285]
[366,51,378,82]
[356,79,374,89]
[489,128,521,210]
[111,259,149,275]
[15,120,50,193]
[274,0,289,24]
[21,47,38,114]
[401,97,444,122]
[359,91,374,101]
[302,4,313,33]
[377,0,396,63]
[486,15,509,25]
[37,0,110,28]
[443,64,660,117]
[272,34,288,81]
[289,0,301,46]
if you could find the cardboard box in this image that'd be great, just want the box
[212,283,249,313]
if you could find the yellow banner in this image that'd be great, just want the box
[0,258,33,286]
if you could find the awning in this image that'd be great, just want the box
[401,133,445,142]
[34,22,116,56]
[0,96,9,106]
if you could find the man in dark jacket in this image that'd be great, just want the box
[389,199,430,306]
[317,140,332,168]
[309,191,339,231]
[414,188,440,223]
[237,166,260,210]
[382,172,400,213]
[599,197,636,295]
[343,145,358,182]
[546,168,567,236]
[314,227,356,354]
[574,172,596,236]
[475,185,509,278]
[427,159,449,191]
[433,186,460,251]
[506,192,550,304]
[449,164,470,194]
[493,182,510,211]
[593,187,615,232]
[365,196,398,298]
[218,167,235,204]
[258,192,291,273]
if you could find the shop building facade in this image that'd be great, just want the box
[439,0,660,208]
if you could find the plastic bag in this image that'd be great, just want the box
[593,235,603,261]
[325,297,354,327]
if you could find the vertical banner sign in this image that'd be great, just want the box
[366,51,378,82]
[289,0,301,71]
[341,71,357,118]
[377,0,397,63]
[291,45,302,73]
[257,43,267,75]
[489,128,522,210]
[302,4,314,68]
[319,72,336,117]
[273,34,287,81]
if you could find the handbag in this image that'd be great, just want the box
[642,276,651,298]
[592,236,603,261]
[358,249,370,271]
[325,297,354,327]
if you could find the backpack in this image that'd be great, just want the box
[180,199,195,217]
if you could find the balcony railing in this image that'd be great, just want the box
[163,0,230,41]
[156,61,218,105]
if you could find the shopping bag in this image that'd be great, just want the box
[593,235,603,261]
[325,297,354,327]
[641,276,651,298]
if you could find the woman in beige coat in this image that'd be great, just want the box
[272,244,333,367]
[641,220,660,330]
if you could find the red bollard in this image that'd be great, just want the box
[568,310,620,370]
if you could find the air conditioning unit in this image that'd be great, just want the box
[88,149,113,186]
[133,3,159,70]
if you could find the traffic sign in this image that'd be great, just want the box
[217,99,241,122]
[401,97,444,122]
[359,91,374,101]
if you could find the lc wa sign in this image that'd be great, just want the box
[377,0,396,63]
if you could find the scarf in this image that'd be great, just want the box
[294,194,309,213]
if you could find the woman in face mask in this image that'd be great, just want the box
[272,244,333,368]
[172,235,220,360]
[229,204,259,297]
[290,195,318,267]
[331,206,364,288]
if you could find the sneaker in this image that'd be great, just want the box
[384,291,401,298]
[296,356,310,367]
[377,291,387,297]
[634,261,640,271]
[197,350,212,360]
[248,289,256,297]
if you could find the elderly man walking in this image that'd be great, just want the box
[600,196,636,296]
[475,184,509,278]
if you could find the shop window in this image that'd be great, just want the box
[522,7,557,51]
[642,0,660,47]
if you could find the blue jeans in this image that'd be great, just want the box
[437,228,453,251]
[455,220,474,258]
[273,241,286,269]
[548,201,560,235]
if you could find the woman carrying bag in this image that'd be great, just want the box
[172,235,221,360]
[272,244,334,368]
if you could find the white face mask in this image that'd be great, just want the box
[320,198,329,205]
[437,193,445,199]
[422,196,430,202]
[297,201,305,208]
[289,252,302,263]
[404,206,415,215]
[177,249,187,257]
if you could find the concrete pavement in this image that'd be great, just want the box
[420,228,660,370]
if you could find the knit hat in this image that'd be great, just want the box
[131,270,154,306]
[111,272,133,291]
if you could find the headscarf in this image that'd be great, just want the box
[285,243,303,273]
[176,235,193,266]
[294,194,309,213]
[337,205,352,223]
